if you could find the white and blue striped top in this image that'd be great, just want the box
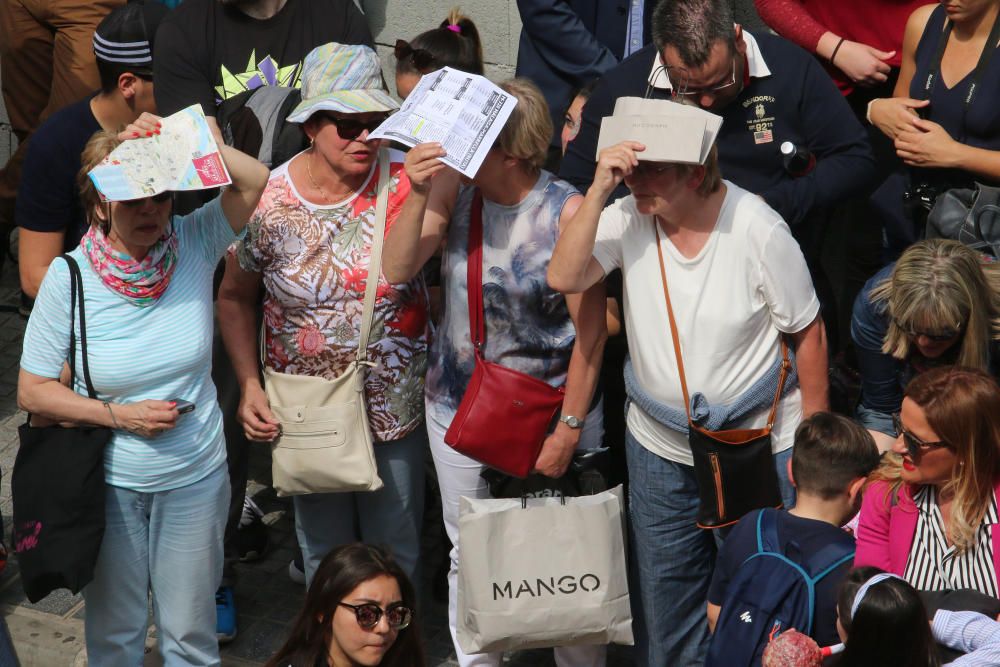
[21,198,237,492]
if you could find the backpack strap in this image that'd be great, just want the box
[755,508,782,554]
[806,541,856,582]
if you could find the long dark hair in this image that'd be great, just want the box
[265,544,425,667]
[836,567,939,667]
[395,8,484,75]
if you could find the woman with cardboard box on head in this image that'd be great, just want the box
[546,98,829,666]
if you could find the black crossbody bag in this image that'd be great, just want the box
[653,223,788,529]
[13,255,111,602]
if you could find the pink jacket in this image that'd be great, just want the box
[855,479,1000,588]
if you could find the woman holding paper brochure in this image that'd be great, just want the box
[381,78,608,667]
[546,98,828,665]
[217,42,437,590]
[18,111,269,665]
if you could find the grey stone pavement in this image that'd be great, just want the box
[0,240,634,666]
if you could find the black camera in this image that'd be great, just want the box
[903,183,942,211]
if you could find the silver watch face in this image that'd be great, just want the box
[561,415,583,428]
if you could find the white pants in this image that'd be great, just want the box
[426,399,608,667]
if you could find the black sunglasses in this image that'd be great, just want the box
[892,413,954,459]
[892,318,962,342]
[315,112,389,141]
[394,39,437,72]
[120,191,171,207]
[338,601,413,630]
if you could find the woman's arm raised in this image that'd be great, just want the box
[381,143,451,284]
[548,141,642,294]
[119,113,269,235]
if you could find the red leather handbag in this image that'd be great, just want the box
[444,191,565,478]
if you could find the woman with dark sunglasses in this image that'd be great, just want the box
[217,42,443,592]
[392,8,484,100]
[855,366,1000,597]
[851,239,1000,452]
[266,543,425,667]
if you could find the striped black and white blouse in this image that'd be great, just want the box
[903,485,999,596]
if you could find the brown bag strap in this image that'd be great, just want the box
[652,220,790,430]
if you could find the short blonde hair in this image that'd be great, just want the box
[671,97,722,196]
[495,78,552,173]
[78,130,123,232]
[870,239,1000,368]
[673,144,722,197]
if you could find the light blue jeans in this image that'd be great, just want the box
[83,463,229,667]
[293,426,426,588]
[625,429,794,667]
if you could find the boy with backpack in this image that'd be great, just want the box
[704,412,881,666]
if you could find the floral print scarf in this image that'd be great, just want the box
[80,223,179,307]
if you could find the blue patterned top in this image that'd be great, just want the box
[425,171,579,426]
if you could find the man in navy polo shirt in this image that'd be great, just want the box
[561,0,874,223]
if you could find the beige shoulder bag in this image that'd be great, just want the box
[262,150,390,496]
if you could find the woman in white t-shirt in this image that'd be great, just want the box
[548,136,829,666]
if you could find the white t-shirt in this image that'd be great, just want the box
[592,181,819,465]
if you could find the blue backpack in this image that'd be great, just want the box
[705,508,854,667]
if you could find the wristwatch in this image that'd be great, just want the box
[559,414,585,429]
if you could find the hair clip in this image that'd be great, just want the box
[446,24,461,33]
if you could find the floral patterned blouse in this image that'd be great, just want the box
[234,150,428,441]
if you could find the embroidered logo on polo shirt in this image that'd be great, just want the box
[742,95,776,144]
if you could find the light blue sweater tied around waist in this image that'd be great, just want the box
[623,349,799,434]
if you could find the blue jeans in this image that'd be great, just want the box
[83,464,229,667]
[293,426,426,588]
[625,430,794,667]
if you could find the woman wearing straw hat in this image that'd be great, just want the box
[218,42,446,588]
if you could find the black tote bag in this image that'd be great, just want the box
[13,255,111,602]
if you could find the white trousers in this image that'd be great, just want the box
[426,399,608,667]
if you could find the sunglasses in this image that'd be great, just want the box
[892,318,962,342]
[119,191,172,207]
[892,413,954,460]
[338,602,413,630]
[394,39,437,72]
[315,112,389,141]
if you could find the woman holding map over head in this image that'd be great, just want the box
[17,109,269,665]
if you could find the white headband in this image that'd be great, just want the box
[92,33,152,65]
[850,573,905,618]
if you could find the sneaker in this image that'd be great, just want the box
[288,552,306,585]
[237,496,268,562]
[215,586,237,643]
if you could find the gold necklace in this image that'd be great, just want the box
[305,149,356,203]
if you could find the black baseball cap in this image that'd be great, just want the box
[92,0,170,76]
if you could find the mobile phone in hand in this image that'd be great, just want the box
[170,399,196,414]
